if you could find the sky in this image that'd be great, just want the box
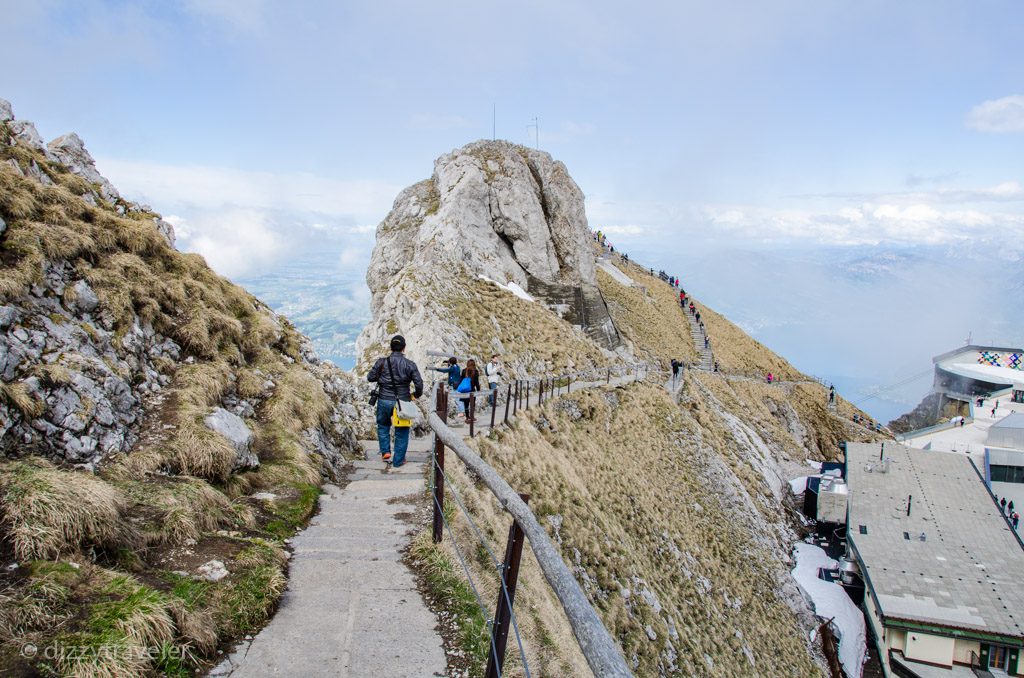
[2,0,1023,420]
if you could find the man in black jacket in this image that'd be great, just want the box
[367,335,424,468]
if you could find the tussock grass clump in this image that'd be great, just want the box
[0,381,44,418]
[0,459,131,560]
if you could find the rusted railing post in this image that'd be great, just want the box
[432,385,447,544]
[607,367,611,384]
[525,381,530,409]
[484,493,530,678]
[468,394,476,438]
[504,384,512,424]
[538,377,544,405]
[513,381,519,415]
[490,388,498,429]
[567,374,572,393]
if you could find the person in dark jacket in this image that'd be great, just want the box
[432,357,461,388]
[367,335,423,467]
[432,357,463,414]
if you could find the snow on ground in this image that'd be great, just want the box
[792,543,866,678]
[478,275,535,302]
[597,259,637,287]
[805,459,823,471]
[790,476,810,494]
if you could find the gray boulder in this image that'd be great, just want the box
[0,215,6,237]
[8,120,46,152]
[47,133,120,202]
[72,280,100,313]
[204,407,258,471]
[0,98,12,122]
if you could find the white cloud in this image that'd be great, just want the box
[94,159,398,278]
[174,209,286,278]
[600,224,647,235]
[98,158,400,222]
[698,201,1021,247]
[966,95,1024,133]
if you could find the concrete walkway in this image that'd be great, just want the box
[212,436,446,678]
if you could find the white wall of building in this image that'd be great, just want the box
[905,632,954,666]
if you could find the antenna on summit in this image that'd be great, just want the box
[527,116,539,149]
[492,103,496,140]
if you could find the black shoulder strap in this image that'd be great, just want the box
[384,356,400,397]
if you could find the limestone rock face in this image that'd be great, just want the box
[358,140,619,369]
[0,98,12,122]
[368,140,595,295]
[47,133,120,203]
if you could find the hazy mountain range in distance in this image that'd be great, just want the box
[237,239,1023,424]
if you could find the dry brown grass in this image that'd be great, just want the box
[597,266,699,365]
[448,275,611,374]
[0,459,132,560]
[0,381,44,418]
[437,384,824,677]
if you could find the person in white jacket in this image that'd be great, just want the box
[485,355,502,408]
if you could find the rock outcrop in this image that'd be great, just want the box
[0,98,360,475]
[357,140,621,370]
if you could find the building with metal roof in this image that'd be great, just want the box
[845,441,1024,676]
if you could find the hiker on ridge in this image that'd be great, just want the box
[367,335,423,468]
[457,359,482,422]
[485,354,502,408]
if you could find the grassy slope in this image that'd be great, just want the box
[409,245,884,676]
[0,122,349,676]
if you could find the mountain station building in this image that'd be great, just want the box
[845,441,1024,676]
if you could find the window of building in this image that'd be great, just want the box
[990,464,1024,483]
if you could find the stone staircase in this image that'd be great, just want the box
[685,307,714,370]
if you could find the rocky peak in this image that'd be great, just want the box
[359,140,620,367]
[47,132,120,203]
[368,140,595,296]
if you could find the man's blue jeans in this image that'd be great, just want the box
[488,381,498,407]
[376,399,410,466]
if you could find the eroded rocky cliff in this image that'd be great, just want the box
[0,99,363,677]
[357,141,622,375]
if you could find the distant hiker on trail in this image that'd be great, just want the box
[1001,497,1007,513]
[766,372,774,384]
[679,290,685,303]
[432,357,463,414]
[829,385,835,405]
[704,335,710,349]
[714,360,720,372]
[689,302,695,314]
[432,357,461,389]
[485,354,502,408]
[1010,500,1016,515]
[671,359,680,384]
[457,359,481,422]
[1013,512,1020,530]
[367,335,424,467]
